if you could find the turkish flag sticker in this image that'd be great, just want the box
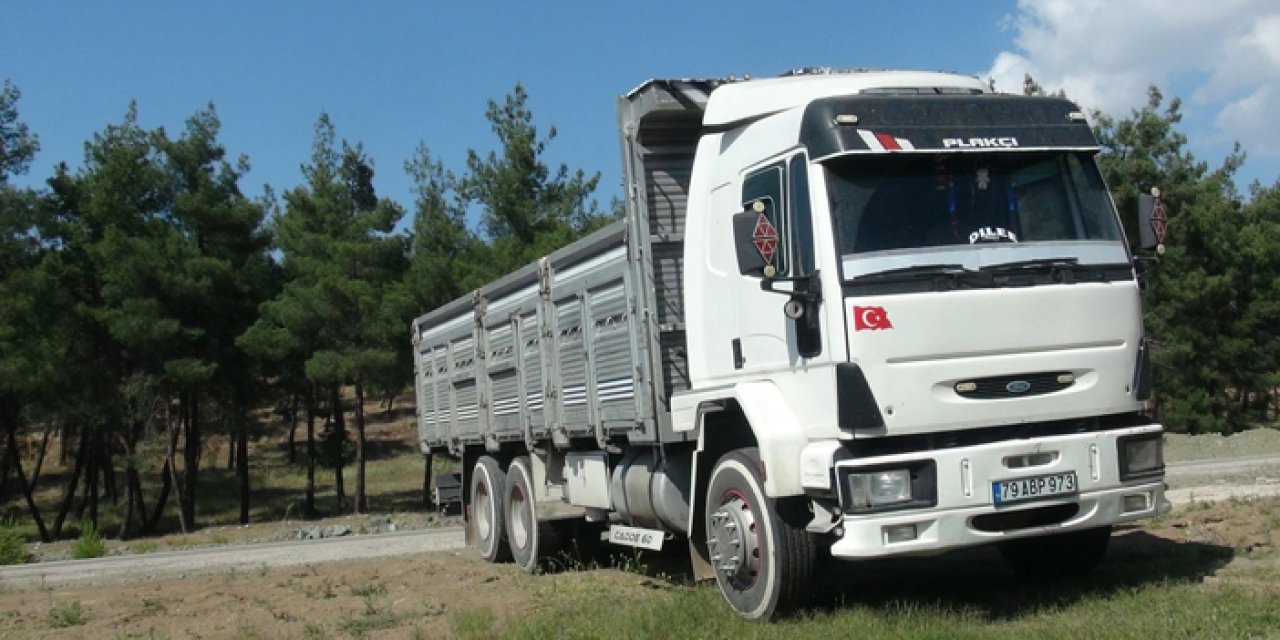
[853,306,893,331]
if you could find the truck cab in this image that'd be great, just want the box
[670,70,1167,615]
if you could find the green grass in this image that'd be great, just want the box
[0,525,30,565]
[483,514,1280,640]
[128,541,158,554]
[45,600,87,628]
[452,608,499,640]
[70,523,106,559]
[496,575,1280,639]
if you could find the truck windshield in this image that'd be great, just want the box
[825,152,1123,262]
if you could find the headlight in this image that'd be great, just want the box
[847,468,912,508]
[838,461,936,513]
[1119,434,1164,479]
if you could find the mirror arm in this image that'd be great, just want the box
[760,270,823,306]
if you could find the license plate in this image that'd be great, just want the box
[992,471,1078,505]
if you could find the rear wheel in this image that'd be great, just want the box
[999,526,1112,579]
[705,448,816,620]
[505,456,557,573]
[469,455,511,563]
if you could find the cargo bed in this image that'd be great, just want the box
[413,79,722,454]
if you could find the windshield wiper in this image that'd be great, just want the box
[979,257,1109,285]
[852,263,993,288]
[979,257,1080,273]
[853,263,973,281]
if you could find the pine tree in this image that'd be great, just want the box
[243,114,404,515]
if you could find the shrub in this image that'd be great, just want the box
[45,600,86,628]
[0,526,30,565]
[70,523,106,559]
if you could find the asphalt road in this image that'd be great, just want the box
[4,453,1278,590]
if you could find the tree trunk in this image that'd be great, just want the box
[0,436,12,501]
[87,432,100,530]
[126,466,147,536]
[147,460,171,534]
[227,433,236,470]
[4,419,51,542]
[331,384,346,512]
[58,421,68,466]
[287,392,299,464]
[52,429,86,539]
[101,431,118,506]
[423,452,434,510]
[76,433,96,522]
[305,385,317,518]
[29,422,54,488]
[119,462,134,540]
[236,406,250,525]
[167,401,188,534]
[182,391,200,527]
[354,383,367,514]
[119,422,146,540]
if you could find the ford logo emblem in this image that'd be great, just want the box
[1006,380,1032,394]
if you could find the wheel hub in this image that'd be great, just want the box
[707,491,760,587]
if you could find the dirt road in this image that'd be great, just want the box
[3,453,1276,592]
[0,527,465,590]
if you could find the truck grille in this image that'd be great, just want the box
[953,372,1074,399]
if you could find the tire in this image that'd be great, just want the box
[705,448,816,620]
[505,456,557,574]
[999,525,1112,579]
[469,455,511,563]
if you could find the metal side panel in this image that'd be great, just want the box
[448,333,481,443]
[479,284,541,443]
[519,310,548,440]
[415,344,437,449]
[413,332,428,451]
[414,310,475,452]
[554,295,590,437]
[486,320,522,437]
[588,279,641,436]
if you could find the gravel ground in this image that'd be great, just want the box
[1164,427,1280,463]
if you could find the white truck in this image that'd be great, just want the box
[411,69,1170,619]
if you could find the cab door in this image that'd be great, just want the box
[733,154,821,373]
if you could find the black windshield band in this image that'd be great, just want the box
[800,94,1097,160]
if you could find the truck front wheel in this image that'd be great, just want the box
[505,456,557,574]
[705,448,815,620]
[470,455,511,563]
[999,525,1111,579]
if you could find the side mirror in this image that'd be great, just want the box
[733,202,777,277]
[1137,189,1167,253]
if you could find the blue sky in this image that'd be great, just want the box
[4,1,1278,218]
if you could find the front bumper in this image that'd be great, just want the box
[810,424,1171,558]
[828,480,1168,558]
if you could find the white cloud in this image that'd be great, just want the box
[1216,85,1280,156]
[986,0,1280,157]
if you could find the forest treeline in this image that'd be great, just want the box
[1,76,1278,543]
[0,81,610,542]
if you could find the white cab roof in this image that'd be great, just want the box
[703,71,989,127]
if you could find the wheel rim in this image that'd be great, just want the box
[474,475,493,544]
[510,483,530,550]
[707,489,761,589]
